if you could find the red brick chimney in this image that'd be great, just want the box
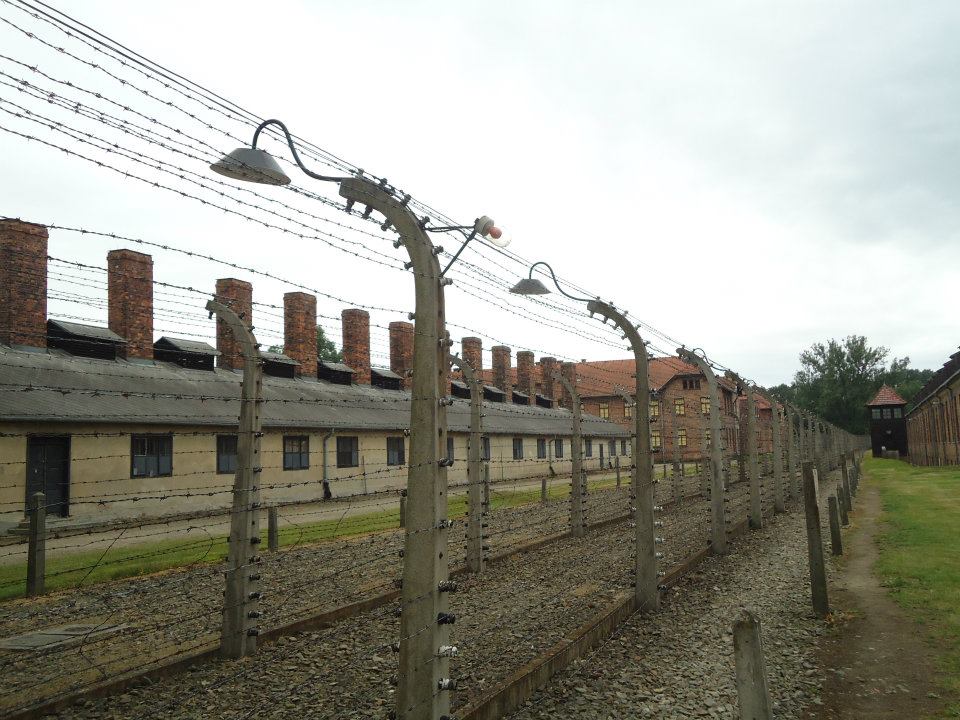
[492,345,511,394]
[107,249,153,359]
[0,220,47,348]
[561,361,578,410]
[284,292,317,377]
[389,320,414,389]
[516,351,535,404]
[461,337,482,379]
[214,278,252,371]
[342,308,370,384]
[540,357,557,405]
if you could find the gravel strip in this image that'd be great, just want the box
[507,471,839,720]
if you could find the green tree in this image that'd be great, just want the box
[778,336,932,434]
[266,325,342,363]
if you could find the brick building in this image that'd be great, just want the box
[0,220,627,527]
[906,348,960,466]
[866,385,908,458]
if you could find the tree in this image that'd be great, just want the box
[777,335,933,434]
[266,325,342,363]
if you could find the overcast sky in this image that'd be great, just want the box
[1,0,957,386]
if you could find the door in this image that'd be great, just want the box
[26,436,70,517]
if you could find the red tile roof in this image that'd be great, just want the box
[866,384,906,407]
[481,356,700,398]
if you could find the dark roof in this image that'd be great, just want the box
[319,360,355,374]
[371,367,403,380]
[260,350,298,365]
[867,384,906,407]
[450,380,470,391]
[155,337,219,356]
[48,319,125,343]
[0,345,627,437]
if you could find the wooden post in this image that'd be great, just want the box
[842,461,853,512]
[828,496,843,556]
[615,454,621,488]
[837,484,849,526]
[399,489,407,528]
[802,461,830,618]
[267,506,279,552]
[26,491,46,598]
[732,609,773,720]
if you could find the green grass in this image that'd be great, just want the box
[866,456,960,717]
[0,472,623,602]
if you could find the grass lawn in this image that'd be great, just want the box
[866,456,960,717]
[0,472,623,602]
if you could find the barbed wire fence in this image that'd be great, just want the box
[0,2,872,718]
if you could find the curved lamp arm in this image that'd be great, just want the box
[528,261,594,303]
[252,119,351,183]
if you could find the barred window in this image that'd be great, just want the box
[131,435,172,478]
[285,436,310,470]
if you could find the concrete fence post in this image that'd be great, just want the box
[26,491,46,598]
[678,348,727,554]
[554,368,586,538]
[207,299,263,659]
[836,484,849,526]
[732,609,774,720]
[828,496,843,556]
[841,461,853,512]
[757,388,785,513]
[728,372,762,529]
[672,460,683,504]
[267,506,279,552]
[449,353,485,574]
[802,461,830,618]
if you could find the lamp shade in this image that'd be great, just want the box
[510,277,551,295]
[210,147,291,186]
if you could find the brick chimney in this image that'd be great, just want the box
[215,278,252,371]
[516,351,534,404]
[461,336,482,379]
[284,292,317,377]
[107,249,154,359]
[342,308,370,384]
[561,361,578,410]
[0,220,47,348]
[492,345,511,394]
[539,357,557,405]
[389,321,414,389]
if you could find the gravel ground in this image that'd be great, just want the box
[0,484,629,713]
[507,470,838,720]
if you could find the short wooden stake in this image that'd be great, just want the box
[828,496,843,556]
[802,461,830,618]
[26,492,46,598]
[733,608,773,720]
[837,484,849,526]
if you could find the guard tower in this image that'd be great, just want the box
[867,385,908,458]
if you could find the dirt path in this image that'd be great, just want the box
[812,483,947,719]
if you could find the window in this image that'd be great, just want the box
[216,435,237,474]
[648,401,659,418]
[705,429,712,449]
[674,398,685,416]
[131,435,172,478]
[537,438,547,459]
[893,407,902,419]
[651,430,662,449]
[284,435,310,470]
[512,437,524,460]
[608,439,616,457]
[447,436,455,462]
[554,438,564,458]
[598,402,609,419]
[335,436,357,468]
[624,402,633,419]
[678,428,688,447]
[681,378,702,390]
[882,408,893,420]
[621,440,627,454]
[700,397,710,415]
[871,408,882,419]
[482,436,491,461]
[584,439,593,457]
[387,437,405,466]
